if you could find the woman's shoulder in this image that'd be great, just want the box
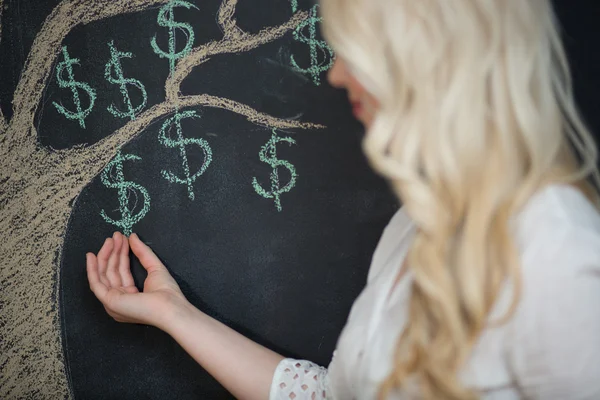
[518,183,600,227]
[383,206,414,236]
[367,206,415,283]
[511,183,600,305]
[514,183,600,262]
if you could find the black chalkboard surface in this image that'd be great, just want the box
[55,1,399,398]
[0,0,398,399]
[2,1,600,399]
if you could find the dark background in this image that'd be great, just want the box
[1,0,598,399]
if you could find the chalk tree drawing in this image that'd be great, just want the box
[0,0,325,398]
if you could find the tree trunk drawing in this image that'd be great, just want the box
[0,0,320,397]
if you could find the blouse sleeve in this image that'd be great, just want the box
[269,358,331,400]
[509,227,600,399]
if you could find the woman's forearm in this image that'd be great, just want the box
[163,300,284,400]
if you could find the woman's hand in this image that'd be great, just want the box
[87,231,286,399]
[86,231,189,330]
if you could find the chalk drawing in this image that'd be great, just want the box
[2,1,324,398]
[151,0,198,75]
[252,128,297,212]
[105,40,148,121]
[291,4,334,86]
[52,46,97,128]
[158,110,213,200]
[100,151,151,236]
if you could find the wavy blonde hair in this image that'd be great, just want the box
[320,0,600,398]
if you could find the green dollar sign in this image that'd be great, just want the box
[151,0,198,74]
[100,151,151,236]
[105,41,148,121]
[291,4,334,86]
[252,129,298,212]
[159,110,213,201]
[291,0,298,12]
[52,46,97,129]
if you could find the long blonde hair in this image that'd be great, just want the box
[320,0,600,398]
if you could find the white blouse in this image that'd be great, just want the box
[269,184,600,399]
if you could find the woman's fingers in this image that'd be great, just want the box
[86,253,108,301]
[129,233,166,274]
[119,235,136,288]
[90,232,139,293]
[96,237,113,287]
[88,238,146,325]
[106,232,123,287]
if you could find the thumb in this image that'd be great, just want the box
[129,233,167,274]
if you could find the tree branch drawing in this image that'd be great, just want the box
[167,4,309,101]
[0,0,6,135]
[0,0,324,398]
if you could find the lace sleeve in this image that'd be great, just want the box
[269,358,331,400]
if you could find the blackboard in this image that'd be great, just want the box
[0,0,398,398]
[2,0,600,399]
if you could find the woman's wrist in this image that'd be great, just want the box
[156,294,202,334]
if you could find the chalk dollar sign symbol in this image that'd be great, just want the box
[52,46,97,129]
[290,4,334,86]
[252,129,298,212]
[105,41,148,121]
[100,151,151,236]
[159,110,213,201]
[151,0,198,74]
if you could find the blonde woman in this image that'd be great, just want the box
[86,0,600,399]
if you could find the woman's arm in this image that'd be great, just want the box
[86,232,283,400]
[164,298,284,400]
